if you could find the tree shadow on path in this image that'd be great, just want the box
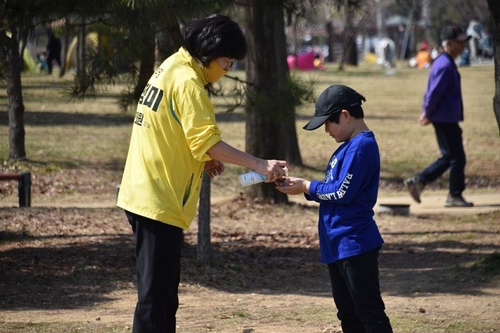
[0,206,498,312]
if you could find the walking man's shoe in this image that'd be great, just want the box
[445,195,474,207]
[404,177,425,203]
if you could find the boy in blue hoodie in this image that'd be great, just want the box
[277,85,392,333]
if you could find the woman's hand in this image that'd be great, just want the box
[205,159,225,179]
[256,159,288,183]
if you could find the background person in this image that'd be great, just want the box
[431,45,445,60]
[276,84,393,333]
[117,14,287,333]
[416,42,432,69]
[404,25,473,207]
[46,29,62,75]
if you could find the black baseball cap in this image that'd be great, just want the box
[441,26,471,42]
[303,85,365,131]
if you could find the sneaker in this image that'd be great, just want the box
[404,177,425,203]
[445,195,474,207]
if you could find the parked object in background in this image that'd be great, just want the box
[466,20,493,61]
[0,172,31,207]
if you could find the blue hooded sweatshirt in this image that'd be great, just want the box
[306,131,384,264]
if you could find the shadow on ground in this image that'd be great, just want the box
[0,206,499,312]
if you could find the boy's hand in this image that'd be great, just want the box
[275,177,310,195]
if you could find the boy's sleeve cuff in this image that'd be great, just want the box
[305,180,320,202]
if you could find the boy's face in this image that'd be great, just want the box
[324,110,351,143]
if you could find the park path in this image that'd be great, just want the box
[286,189,500,216]
[376,191,500,215]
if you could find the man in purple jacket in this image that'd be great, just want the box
[405,26,473,207]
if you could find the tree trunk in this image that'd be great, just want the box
[326,21,336,62]
[487,0,500,135]
[197,173,212,264]
[243,0,301,203]
[59,17,71,77]
[338,2,356,70]
[133,34,156,101]
[421,0,431,43]
[156,28,176,64]
[77,21,86,73]
[1,27,26,160]
[163,2,183,50]
[346,39,358,66]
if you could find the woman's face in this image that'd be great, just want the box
[202,57,235,83]
[215,57,235,71]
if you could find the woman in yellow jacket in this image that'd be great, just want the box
[117,14,287,333]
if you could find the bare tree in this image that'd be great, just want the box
[333,0,379,70]
[0,0,59,160]
[487,0,500,134]
[0,26,26,160]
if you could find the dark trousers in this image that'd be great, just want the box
[328,247,392,333]
[419,122,466,197]
[126,211,184,333]
[46,53,61,74]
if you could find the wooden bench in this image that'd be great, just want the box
[0,172,31,207]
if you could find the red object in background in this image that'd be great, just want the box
[287,51,324,71]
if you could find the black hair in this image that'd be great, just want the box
[183,14,247,66]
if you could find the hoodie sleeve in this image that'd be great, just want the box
[308,139,377,204]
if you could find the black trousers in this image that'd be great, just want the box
[419,122,466,197]
[328,247,393,333]
[126,211,183,333]
[46,53,61,74]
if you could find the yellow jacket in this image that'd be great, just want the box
[117,48,221,229]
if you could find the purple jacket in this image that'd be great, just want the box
[422,53,464,123]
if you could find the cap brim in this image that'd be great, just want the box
[457,34,471,42]
[303,115,330,131]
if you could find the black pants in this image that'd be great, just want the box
[328,247,393,333]
[46,53,61,74]
[419,122,466,197]
[126,211,183,333]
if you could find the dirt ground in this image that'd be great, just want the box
[1,170,500,333]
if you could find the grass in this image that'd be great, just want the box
[2,62,498,188]
[296,64,498,181]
